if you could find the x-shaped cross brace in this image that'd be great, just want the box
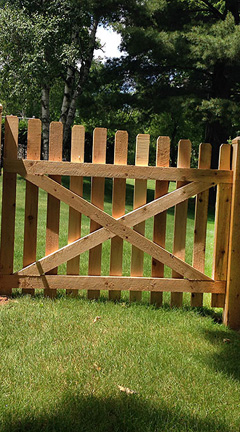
[16,172,214,281]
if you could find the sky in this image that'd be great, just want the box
[94,26,123,60]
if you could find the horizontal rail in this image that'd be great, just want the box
[4,159,233,184]
[0,275,226,293]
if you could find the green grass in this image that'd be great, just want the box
[1,297,240,431]
[1,175,239,432]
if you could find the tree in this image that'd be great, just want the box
[114,0,240,168]
[0,0,134,158]
[75,61,204,166]
[0,2,66,156]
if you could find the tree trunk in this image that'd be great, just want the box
[169,118,178,167]
[59,66,75,129]
[205,120,229,169]
[41,85,50,160]
[205,61,230,169]
[205,61,230,205]
[205,119,229,207]
[225,0,240,24]
[62,18,99,159]
[63,86,78,159]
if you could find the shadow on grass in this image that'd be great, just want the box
[189,306,223,324]
[11,291,224,325]
[2,393,230,432]
[202,327,240,382]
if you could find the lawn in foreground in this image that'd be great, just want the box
[0,295,240,432]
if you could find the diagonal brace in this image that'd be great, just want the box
[17,173,213,280]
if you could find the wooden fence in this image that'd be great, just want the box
[0,113,240,329]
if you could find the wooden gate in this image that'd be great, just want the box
[1,114,240,329]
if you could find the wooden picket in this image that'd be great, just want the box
[2,115,240,329]
[191,143,212,307]
[109,131,128,301]
[88,128,107,300]
[130,134,149,302]
[66,125,85,296]
[151,136,170,307]
[45,122,63,298]
[22,119,41,295]
[0,116,18,295]
[211,144,232,308]
[171,140,191,307]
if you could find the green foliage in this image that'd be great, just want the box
[187,13,240,67]
[1,0,240,164]
[0,2,66,115]
[110,0,240,165]
[0,0,135,119]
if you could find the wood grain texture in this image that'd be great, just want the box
[223,138,240,329]
[19,174,213,281]
[0,116,18,295]
[212,144,232,308]
[130,134,150,302]
[88,128,107,300]
[109,131,128,301]
[45,122,63,298]
[2,275,225,293]
[191,143,212,307]
[22,119,42,295]
[171,140,192,307]
[66,125,85,296]
[151,136,170,307]
[6,159,233,183]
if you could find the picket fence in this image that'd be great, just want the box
[0,111,240,329]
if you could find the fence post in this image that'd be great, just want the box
[223,137,240,329]
[0,116,18,295]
